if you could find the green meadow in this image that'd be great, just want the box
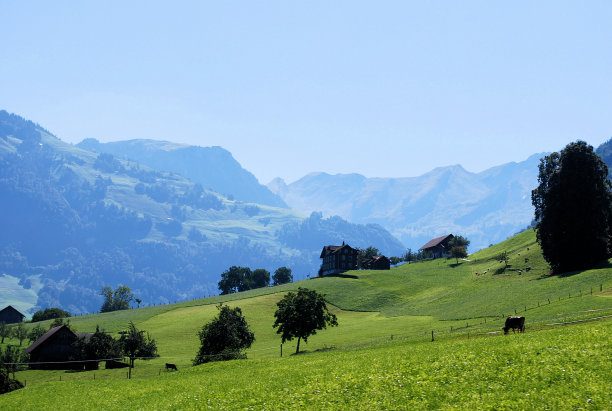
[2,229,612,409]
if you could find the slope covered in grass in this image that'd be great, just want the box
[4,317,611,409]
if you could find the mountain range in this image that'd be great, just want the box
[268,155,543,251]
[0,111,404,315]
[2,109,609,315]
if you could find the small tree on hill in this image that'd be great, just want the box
[448,235,470,252]
[273,287,338,354]
[251,269,271,288]
[119,322,158,369]
[272,267,293,285]
[100,285,134,312]
[218,266,251,294]
[194,304,255,365]
[12,323,28,346]
[28,324,47,343]
[450,246,468,264]
[0,323,10,344]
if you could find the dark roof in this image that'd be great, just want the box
[24,325,76,354]
[419,234,454,251]
[0,305,25,318]
[320,243,359,258]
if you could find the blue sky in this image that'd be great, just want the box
[1,1,611,184]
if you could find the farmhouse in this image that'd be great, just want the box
[319,242,359,276]
[0,305,25,324]
[24,324,92,369]
[362,255,391,270]
[419,234,454,258]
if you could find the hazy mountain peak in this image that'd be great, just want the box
[77,138,287,208]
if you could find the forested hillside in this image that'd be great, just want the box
[0,111,405,315]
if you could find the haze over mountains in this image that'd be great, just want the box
[268,155,543,251]
[2,110,609,315]
[0,111,404,314]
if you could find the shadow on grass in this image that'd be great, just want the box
[292,346,336,356]
[322,273,359,279]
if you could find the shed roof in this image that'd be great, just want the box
[320,243,358,258]
[24,325,76,354]
[419,234,454,250]
[0,305,25,318]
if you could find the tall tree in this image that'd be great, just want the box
[532,141,612,273]
[119,322,158,369]
[272,267,293,285]
[273,287,338,354]
[193,304,255,365]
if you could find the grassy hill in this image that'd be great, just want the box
[0,110,406,314]
[2,229,612,408]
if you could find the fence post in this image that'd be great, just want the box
[548,298,550,304]
[431,330,434,342]
[280,344,283,358]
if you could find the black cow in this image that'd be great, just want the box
[165,363,178,371]
[503,316,525,334]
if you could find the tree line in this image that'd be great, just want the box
[218,266,293,295]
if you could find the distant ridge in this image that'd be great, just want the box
[77,138,288,208]
[268,154,546,251]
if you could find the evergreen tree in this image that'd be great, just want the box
[531,141,612,273]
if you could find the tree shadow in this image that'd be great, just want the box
[323,273,359,279]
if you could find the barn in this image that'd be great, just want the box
[362,255,391,270]
[24,324,92,369]
[419,234,454,258]
[0,305,25,324]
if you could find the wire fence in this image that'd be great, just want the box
[5,283,611,386]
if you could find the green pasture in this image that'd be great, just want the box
[3,317,611,409]
[3,228,612,406]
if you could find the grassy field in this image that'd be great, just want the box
[2,317,611,409]
[2,229,612,408]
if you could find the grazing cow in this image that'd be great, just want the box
[503,316,525,334]
[165,363,178,371]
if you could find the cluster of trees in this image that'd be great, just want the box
[71,321,157,370]
[0,322,28,346]
[532,141,612,273]
[194,287,337,365]
[31,307,71,323]
[100,285,136,313]
[218,266,293,295]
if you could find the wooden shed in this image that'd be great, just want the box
[0,305,25,324]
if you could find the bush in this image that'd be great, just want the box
[193,304,254,365]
